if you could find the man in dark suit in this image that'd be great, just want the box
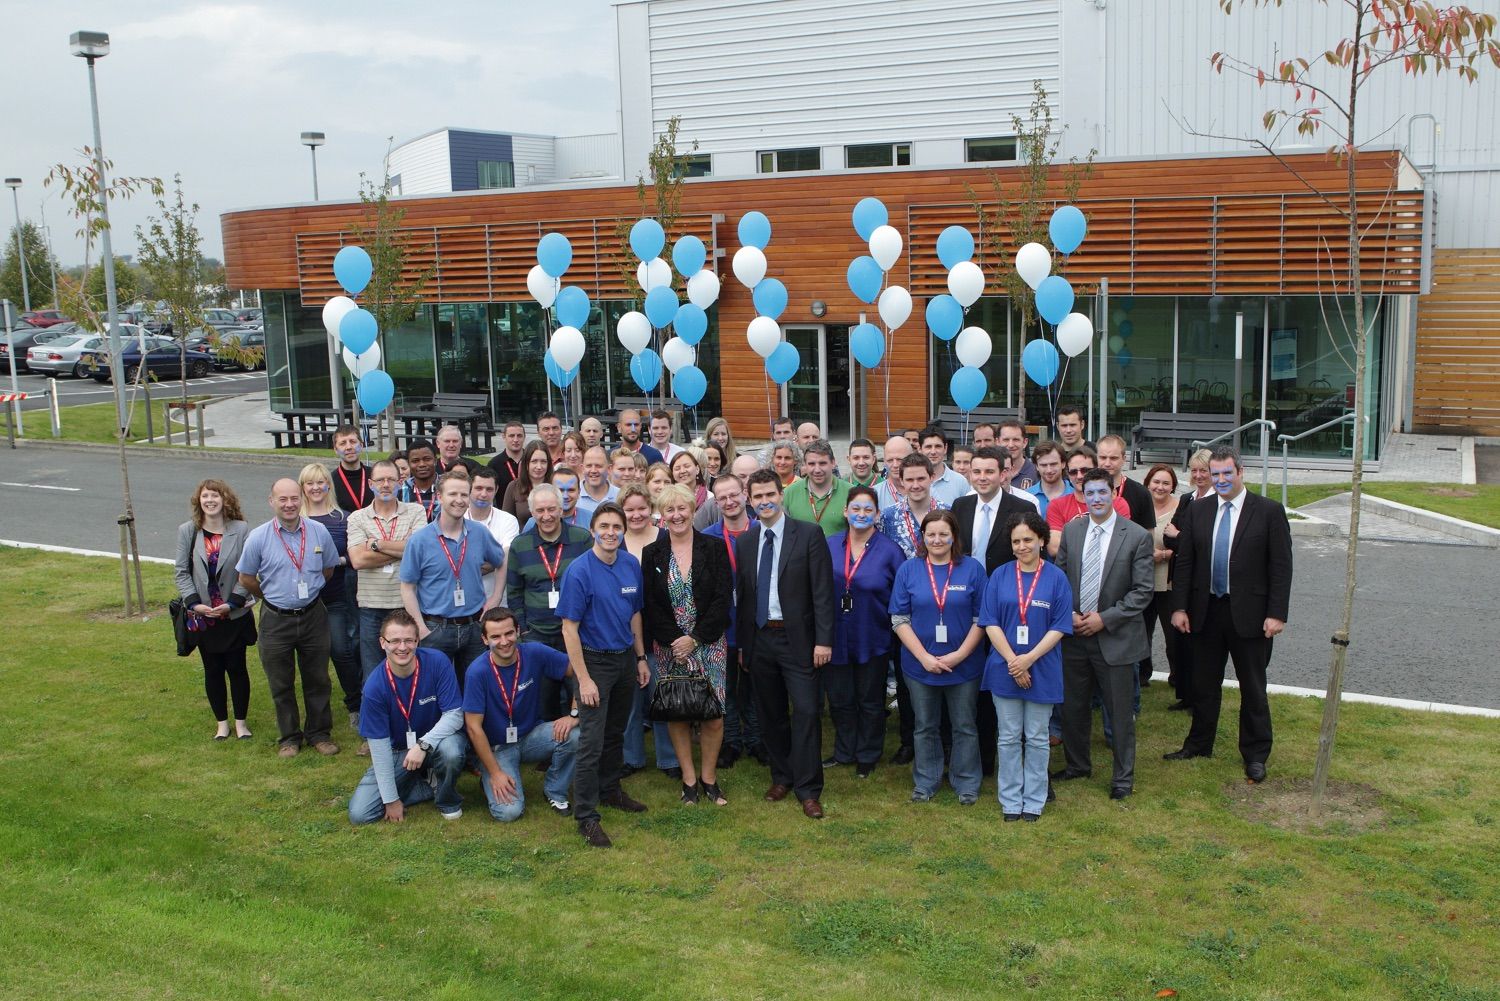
[1053,468,1155,799]
[736,468,837,819]
[1167,446,1293,783]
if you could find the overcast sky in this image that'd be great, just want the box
[1,0,620,269]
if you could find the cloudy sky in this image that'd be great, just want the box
[1,0,620,268]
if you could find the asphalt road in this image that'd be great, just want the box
[2,443,1498,709]
[1,369,266,413]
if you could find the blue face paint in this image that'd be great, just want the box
[756,501,780,517]
[1213,478,1235,495]
[848,511,876,529]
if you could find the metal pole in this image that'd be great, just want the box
[1281,440,1290,509]
[309,146,320,201]
[48,377,61,436]
[40,204,59,308]
[3,300,20,429]
[85,55,127,434]
[1096,277,1109,440]
[8,187,31,312]
[1259,309,1271,493]
[1233,312,1244,453]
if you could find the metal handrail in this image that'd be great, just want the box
[1278,413,1366,508]
[1190,417,1278,451]
[1192,418,1278,494]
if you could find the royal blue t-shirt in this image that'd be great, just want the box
[462,642,571,746]
[358,647,461,744]
[399,519,507,617]
[556,548,643,651]
[829,530,904,665]
[888,555,988,685]
[979,560,1074,704]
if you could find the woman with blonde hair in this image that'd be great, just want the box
[618,482,679,777]
[645,461,674,508]
[704,416,738,466]
[298,463,364,738]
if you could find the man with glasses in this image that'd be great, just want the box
[348,460,430,680]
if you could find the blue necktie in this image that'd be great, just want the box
[756,529,775,627]
[1211,501,1232,596]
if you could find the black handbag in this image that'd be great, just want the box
[168,598,197,657]
[648,672,723,722]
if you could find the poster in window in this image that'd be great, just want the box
[1270,328,1298,381]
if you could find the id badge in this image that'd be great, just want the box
[934,623,948,644]
[453,586,466,607]
[297,579,309,600]
[382,564,395,574]
[405,730,417,750]
[1015,625,1030,646]
[505,725,519,744]
[841,593,854,613]
[548,589,560,609]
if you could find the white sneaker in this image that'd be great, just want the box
[549,799,572,816]
[440,808,463,820]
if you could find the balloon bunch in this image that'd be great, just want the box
[735,212,798,428]
[615,218,717,409]
[845,198,915,434]
[324,245,394,414]
[1015,206,1091,414]
[922,224,990,412]
[528,234,588,403]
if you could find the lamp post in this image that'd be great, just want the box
[38,202,60,309]
[301,131,325,201]
[4,179,31,313]
[70,29,127,432]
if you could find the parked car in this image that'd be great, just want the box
[212,328,266,370]
[82,334,216,383]
[203,308,254,333]
[0,326,68,373]
[233,308,263,324]
[26,329,119,377]
[20,309,70,328]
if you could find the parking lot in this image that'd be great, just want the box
[1,369,267,413]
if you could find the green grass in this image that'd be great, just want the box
[1250,481,1500,528]
[3,549,1499,999]
[40,400,337,458]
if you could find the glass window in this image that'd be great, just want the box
[1103,297,1177,439]
[846,143,911,168]
[383,307,437,407]
[490,302,551,421]
[260,292,291,411]
[757,148,820,173]
[435,304,491,404]
[675,155,712,178]
[283,292,333,408]
[476,161,514,189]
[966,137,1018,163]
[1173,296,1265,426]
[1261,295,1383,459]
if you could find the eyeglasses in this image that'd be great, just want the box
[1067,468,1089,478]
[383,638,417,647]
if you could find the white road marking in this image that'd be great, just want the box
[0,481,83,491]
[0,539,173,564]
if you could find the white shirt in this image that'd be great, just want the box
[929,467,971,507]
[467,506,520,601]
[1210,488,1248,592]
[1008,485,1041,510]
[970,494,1002,564]
[1080,510,1118,607]
[655,440,685,464]
[757,514,785,621]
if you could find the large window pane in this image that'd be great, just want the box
[491,302,550,421]
[285,291,332,407]
[383,307,436,408]
[262,290,292,412]
[435,303,490,400]
[1263,295,1383,459]
[1103,296,1176,439]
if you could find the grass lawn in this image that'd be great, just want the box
[44,400,333,458]
[1251,481,1500,528]
[4,549,1498,999]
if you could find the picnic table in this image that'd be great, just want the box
[394,407,492,453]
[266,407,353,449]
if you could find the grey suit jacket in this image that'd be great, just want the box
[1055,514,1155,666]
[174,519,254,618]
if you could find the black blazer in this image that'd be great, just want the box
[734,517,836,667]
[1119,476,1157,532]
[950,492,1036,573]
[641,530,731,648]
[1171,489,1293,638]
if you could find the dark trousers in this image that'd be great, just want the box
[976,689,998,775]
[824,655,886,766]
[1140,592,1160,683]
[419,617,488,694]
[258,602,332,748]
[749,627,824,801]
[200,645,250,722]
[894,649,916,749]
[1061,635,1137,791]
[1155,595,1193,703]
[573,648,637,824]
[1186,596,1273,765]
[530,631,571,720]
[723,646,761,751]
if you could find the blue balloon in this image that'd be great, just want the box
[925,294,963,342]
[339,308,378,356]
[752,277,788,321]
[333,246,372,296]
[673,364,707,407]
[671,235,706,277]
[1118,319,1134,339]
[738,211,771,250]
[356,370,394,413]
[630,348,662,392]
[850,322,885,369]
[674,303,708,345]
[846,256,883,304]
[544,352,579,388]
[1035,275,1075,326]
[1117,347,1134,368]
[554,286,590,329]
[537,232,572,277]
[630,218,665,262]
[949,366,988,411]
[644,286,679,328]
[1049,205,1087,255]
[765,341,800,385]
[936,226,975,270]
[852,197,888,241]
[1021,339,1061,387]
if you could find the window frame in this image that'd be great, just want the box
[844,142,912,169]
[965,136,1019,164]
[756,147,821,173]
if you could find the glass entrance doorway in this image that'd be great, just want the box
[783,325,851,439]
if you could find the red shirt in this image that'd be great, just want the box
[1046,491,1130,533]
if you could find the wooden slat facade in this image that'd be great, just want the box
[223,150,1421,437]
[1413,249,1500,435]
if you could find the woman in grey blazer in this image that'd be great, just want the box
[174,478,258,740]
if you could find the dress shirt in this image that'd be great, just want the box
[1078,511,1118,611]
[1210,488,1248,593]
[929,466,971,507]
[1008,485,1041,510]
[970,494,1002,559]
[757,515,785,621]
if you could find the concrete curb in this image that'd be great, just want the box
[1287,509,1342,537]
[1460,436,1477,485]
[13,438,304,469]
[1362,493,1500,548]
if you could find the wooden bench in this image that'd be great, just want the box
[422,392,492,419]
[934,405,1021,444]
[1130,411,1239,467]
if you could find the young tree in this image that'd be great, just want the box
[614,114,700,302]
[136,175,210,416]
[1208,0,1498,810]
[0,221,56,309]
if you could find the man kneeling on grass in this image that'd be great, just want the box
[348,610,468,824]
[464,607,580,822]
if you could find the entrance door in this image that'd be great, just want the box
[783,325,851,439]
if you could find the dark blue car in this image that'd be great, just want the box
[83,335,216,383]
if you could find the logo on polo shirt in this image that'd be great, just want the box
[517,679,533,692]
[418,695,437,705]
[620,586,638,595]
[1032,600,1052,610]
[947,585,968,592]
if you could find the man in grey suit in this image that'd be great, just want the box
[1053,467,1155,799]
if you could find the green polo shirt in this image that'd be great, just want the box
[783,476,851,537]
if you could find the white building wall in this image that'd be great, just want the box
[555,133,624,179]
[386,131,453,196]
[509,135,557,186]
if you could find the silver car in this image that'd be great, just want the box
[27,324,148,377]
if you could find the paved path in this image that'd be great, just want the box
[4,370,266,416]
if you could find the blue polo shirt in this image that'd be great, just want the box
[556,548,643,651]
[979,560,1074,704]
[400,519,507,617]
[888,555,988,685]
[462,642,571,746]
[574,484,618,523]
[828,530,904,665]
[236,517,338,609]
[358,647,461,744]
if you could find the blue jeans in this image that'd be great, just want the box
[624,657,679,770]
[479,721,579,822]
[995,696,1053,816]
[358,606,398,680]
[347,731,467,824]
[907,676,981,799]
[419,618,488,694]
[323,585,362,713]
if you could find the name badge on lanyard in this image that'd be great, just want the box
[1015,562,1042,649]
[297,579,309,600]
[439,530,469,609]
[926,559,953,645]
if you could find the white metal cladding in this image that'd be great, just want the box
[1431,170,1500,250]
[555,133,625,179]
[510,135,558,185]
[386,131,453,196]
[642,0,1061,149]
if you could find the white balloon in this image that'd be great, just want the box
[527,265,557,308]
[686,269,720,309]
[746,315,781,358]
[955,326,992,368]
[322,295,356,340]
[1057,312,1094,357]
[550,325,586,370]
[661,336,695,374]
[877,285,912,330]
[341,341,381,377]
[732,246,767,289]
[947,260,985,308]
[1108,334,1126,353]
[868,225,903,271]
[617,311,651,355]
[637,257,672,291]
[1015,242,1052,291]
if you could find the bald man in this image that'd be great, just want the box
[874,435,912,509]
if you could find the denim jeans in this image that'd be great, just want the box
[347,731,467,824]
[358,606,399,680]
[907,676,981,799]
[479,721,579,822]
[722,646,760,752]
[995,696,1053,816]
[623,655,679,770]
[419,618,488,694]
[323,585,363,714]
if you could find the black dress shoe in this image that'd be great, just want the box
[1166,700,1191,712]
[1051,767,1091,781]
[891,746,915,765]
[1003,813,1021,822]
[1245,762,1267,783]
[1109,786,1133,800]
[821,756,848,768]
[855,762,875,779]
[1163,748,1209,761]
[1021,812,1040,822]
[662,766,683,780]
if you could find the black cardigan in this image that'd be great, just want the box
[641,530,732,649]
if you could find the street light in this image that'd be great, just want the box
[4,179,30,313]
[70,29,127,431]
[301,131,325,201]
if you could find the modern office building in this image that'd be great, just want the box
[223,0,1500,460]
[385,128,622,195]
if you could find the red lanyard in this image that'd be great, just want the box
[722,524,742,575]
[277,523,307,572]
[413,485,437,519]
[809,487,835,525]
[900,504,918,545]
[1015,562,1043,625]
[844,535,870,593]
[489,652,521,721]
[337,465,367,506]
[536,541,565,587]
[505,457,519,480]
[925,559,953,616]
[373,511,401,542]
[385,660,421,729]
[437,530,468,580]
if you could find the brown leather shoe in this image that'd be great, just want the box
[578,819,613,848]
[312,740,340,756]
[800,798,824,820]
[763,783,791,802]
[356,740,370,757]
[277,744,299,759]
[601,789,648,813]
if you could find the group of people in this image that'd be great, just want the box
[174,404,1293,845]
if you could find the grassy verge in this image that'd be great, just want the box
[1365,482,1500,529]
[42,400,333,458]
[3,549,1498,999]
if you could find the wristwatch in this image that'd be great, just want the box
[417,739,433,754]
[569,707,580,719]
[636,654,648,663]
[370,539,380,553]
